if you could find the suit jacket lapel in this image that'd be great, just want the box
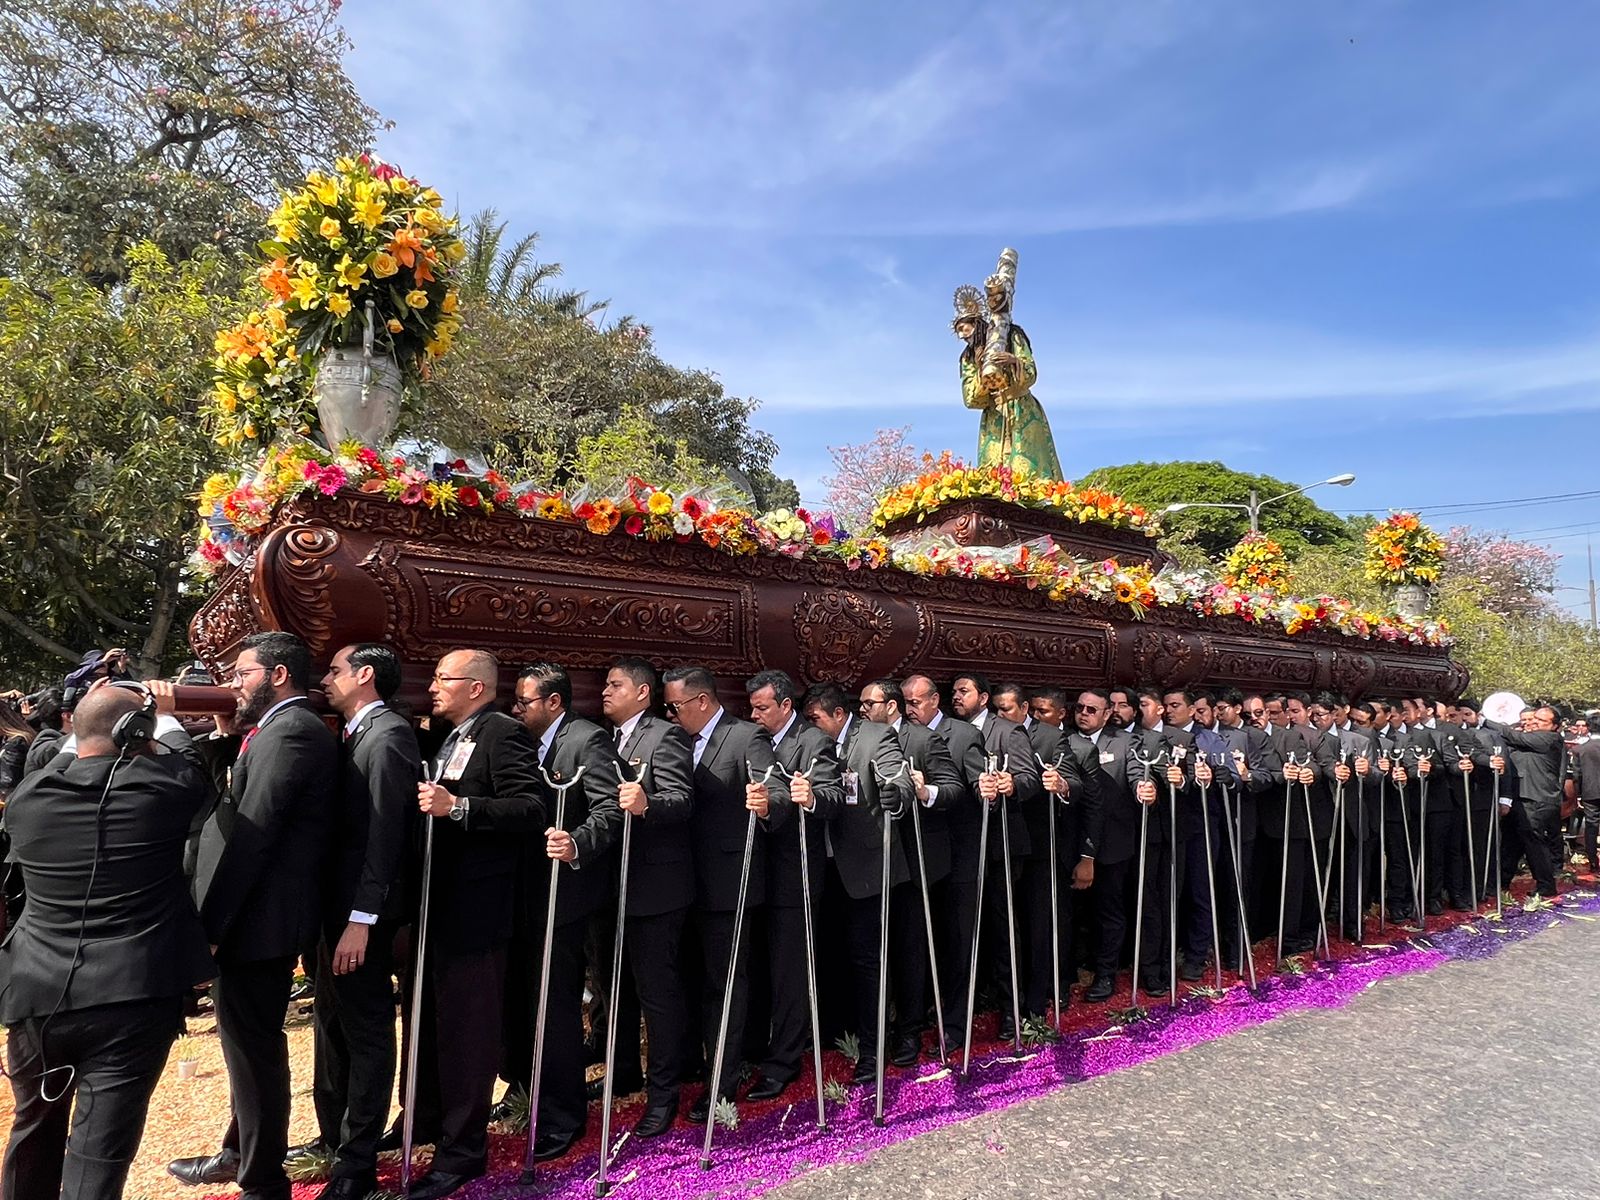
[702,715,733,772]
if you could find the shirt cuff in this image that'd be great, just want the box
[923,784,938,807]
[349,911,378,925]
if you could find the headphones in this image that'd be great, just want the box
[107,680,157,750]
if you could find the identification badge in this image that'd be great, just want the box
[843,769,860,805]
[442,738,476,782]
[1099,751,1116,765]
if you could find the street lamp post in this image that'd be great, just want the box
[1164,474,1357,534]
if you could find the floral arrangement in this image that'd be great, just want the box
[1364,512,1446,587]
[866,453,1158,537]
[191,442,1451,647]
[206,155,464,448]
[1222,533,1293,593]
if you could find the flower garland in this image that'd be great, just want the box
[207,155,464,449]
[1364,512,1446,587]
[867,453,1158,537]
[192,443,1449,646]
[1223,533,1293,593]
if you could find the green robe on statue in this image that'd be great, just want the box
[961,326,1062,481]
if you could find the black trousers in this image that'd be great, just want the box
[1216,816,1256,961]
[1178,823,1221,965]
[889,878,934,1039]
[760,902,815,1082]
[626,906,690,1107]
[1421,805,1452,906]
[1502,799,1559,897]
[312,923,398,1179]
[212,954,295,1197]
[1093,847,1169,979]
[1339,822,1377,934]
[940,875,979,1049]
[841,890,890,1060]
[696,906,755,1098]
[1018,850,1058,1018]
[1383,798,1423,916]
[405,944,506,1176]
[2,995,181,1200]
[1260,837,1320,944]
[502,917,588,1141]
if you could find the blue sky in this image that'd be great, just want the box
[339,1,1600,616]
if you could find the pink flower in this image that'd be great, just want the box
[316,465,347,496]
[400,483,425,505]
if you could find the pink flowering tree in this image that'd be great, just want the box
[821,426,925,532]
[1441,526,1560,619]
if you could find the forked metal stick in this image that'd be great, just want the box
[597,759,646,1197]
[904,756,948,1063]
[520,763,589,1185]
[1166,746,1185,1006]
[868,757,907,1125]
[1448,735,1479,916]
[792,758,828,1130]
[700,761,773,1169]
[1275,752,1301,971]
[1300,766,1330,958]
[1130,747,1164,999]
[1036,752,1067,1032]
[1218,752,1257,989]
[960,750,992,1075]
[1491,746,1505,918]
[400,757,449,1192]
[1196,757,1224,989]
[992,753,1025,1045]
[1413,746,1435,928]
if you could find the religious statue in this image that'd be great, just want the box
[951,247,1063,481]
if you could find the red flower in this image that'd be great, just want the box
[680,495,707,520]
[494,488,512,505]
[458,486,481,508]
[516,493,537,511]
[573,501,596,521]
[356,447,381,470]
[452,458,468,472]
[624,515,645,536]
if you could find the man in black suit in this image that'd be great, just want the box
[1077,688,1166,1002]
[1313,694,1378,939]
[995,683,1098,1018]
[1488,705,1565,898]
[310,644,421,1199]
[501,662,623,1163]
[1201,689,1281,963]
[2,684,215,1200]
[902,674,984,1053]
[1265,694,1338,954]
[745,669,844,1099]
[949,673,1040,1038]
[170,631,338,1200]
[406,650,544,1200]
[859,678,961,1065]
[799,683,914,1083]
[601,657,697,1138]
[1452,699,1501,905]
[663,666,790,1122]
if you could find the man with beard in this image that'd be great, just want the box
[1076,688,1165,1001]
[310,644,421,1200]
[599,657,696,1139]
[799,683,913,1084]
[994,683,1098,1018]
[503,663,622,1164]
[858,679,961,1065]
[172,633,338,1200]
[1108,687,1139,734]
[405,649,543,1200]
[662,666,789,1122]
[745,670,843,1100]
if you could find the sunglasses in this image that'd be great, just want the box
[664,693,707,716]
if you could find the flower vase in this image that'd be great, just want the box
[177,1059,199,1081]
[313,344,403,448]
[1393,583,1430,620]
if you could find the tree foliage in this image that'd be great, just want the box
[1440,526,1559,620]
[1077,460,1358,559]
[821,426,926,532]
[0,244,243,683]
[0,0,382,283]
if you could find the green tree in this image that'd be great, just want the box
[0,244,243,683]
[456,209,599,316]
[0,0,382,284]
[1078,460,1357,559]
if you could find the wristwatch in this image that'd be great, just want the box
[448,795,470,823]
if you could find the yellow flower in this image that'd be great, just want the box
[242,421,258,440]
[647,490,673,515]
[405,289,429,310]
[327,291,352,318]
[290,275,321,307]
[387,318,404,333]
[335,254,366,288]
[320,216,342,239]
[350,183,386,231]
[214,385,237,414]
[389,176,415,197]
[440,290,459,314]
[418,187,442,207]
[306,172,340,206]
[370,251,399,278]
[444,240,466,263]
[414,207,445,233]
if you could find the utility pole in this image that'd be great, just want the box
[1588,537,1597,635]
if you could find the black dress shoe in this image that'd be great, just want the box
[313,1177,376,1200]
[746,1073,792,1101]
[168,1151,240,1186]
[997,1017,1016,1042]
[533,1127,584,1163]
[890,1032,920,1068]
[1426,899,1444,916]
[405,1169,483,1200]
[633,1102,677,1138]
[688,1090,732,1124]
[1084,974,1115,1002]
[1281,937,1316,956]
[850,1057,877,1086]
[1138,973,1169,996]
[376,1122,436,1153]
[287,1139,333,1158]
[1179,957,1206,982]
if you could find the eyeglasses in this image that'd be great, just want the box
[228,665,268,684]
[664,693,707,716]
[431,674,476,685]
[859,698,889,709]
[1074,703,1102,712]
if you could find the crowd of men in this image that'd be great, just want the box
[1,632,1597,1200]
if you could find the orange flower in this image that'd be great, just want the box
[387,225,426,268]
[257,257,292,302]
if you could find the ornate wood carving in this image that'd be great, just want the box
[881,496,1170,569]
[792,590,894,682]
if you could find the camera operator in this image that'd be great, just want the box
[21,689,67,778]
[0,682,215,1200]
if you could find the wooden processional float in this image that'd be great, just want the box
[186,488,1468,715]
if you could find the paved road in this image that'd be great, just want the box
[773,919,1600,1200]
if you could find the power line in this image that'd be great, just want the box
[1331,488,1600,517]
